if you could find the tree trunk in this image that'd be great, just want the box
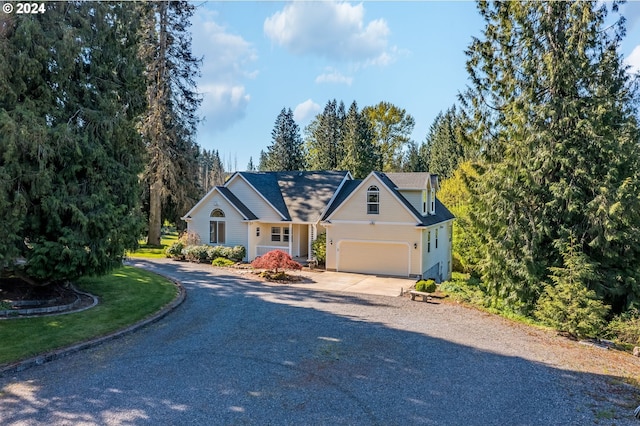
[148,180,162,246]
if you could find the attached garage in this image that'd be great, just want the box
[336,241,410,277]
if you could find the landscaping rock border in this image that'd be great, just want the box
[0,274,186,376]
[0,285,98,318]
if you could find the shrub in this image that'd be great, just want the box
[415,279,437,293]
[212,257,235,267]
[183,245,210,263]
[206,245,225,260]
[312,233,327,264]
[439,273,487,305]
[165,242,185,259]
[534,248,609,339]
[251,250,302,272]
[230,245,246,261]
[173,243,246,264]
[606,309,640,346]
[178,230,201,246]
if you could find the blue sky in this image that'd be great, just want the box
[189,1,640,171]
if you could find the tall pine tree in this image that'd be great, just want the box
[262,108,306,171]
[0,3,146,285]
[464,1,640,314]
[424,106,467,179]
[139,1,202,245]
[340,101,381,178]
[304,99,345,170]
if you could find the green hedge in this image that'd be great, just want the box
[166,243,245,263]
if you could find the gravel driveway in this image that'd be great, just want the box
[0,259,638,425]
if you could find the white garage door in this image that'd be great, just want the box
[337,241,410,276]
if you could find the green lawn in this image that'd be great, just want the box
[127,233,179,259]
[0,266,178,365]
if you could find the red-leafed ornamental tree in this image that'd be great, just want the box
[251,250,302,281]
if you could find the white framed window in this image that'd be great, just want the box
[422,190,427,214]
[430,189,435,214]
[271,226,290,242]
[427,230,431,253]
[210,209,225,244]
[367,185,379,215]
[435,229,439,249]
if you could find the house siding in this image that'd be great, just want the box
[227,177,283,221]
[421,220,453,281]
[398,189,423,213]
[186,191,248,254]
[329,175,417,224]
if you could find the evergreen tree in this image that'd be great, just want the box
[138,1,202,245]
[304,99,345,170]
[198,149,225,193]
[257,150,269,171]
[464,1,640,314]
[402,141,427,172]
[535,238,609,338]
[340,101,381,178]
[263,108,306,171]
[425,106,466,179]
[363,101,415,172]
[246,156,256,171]
[0,3,146,285]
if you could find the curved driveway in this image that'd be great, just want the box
[0,259,636,425]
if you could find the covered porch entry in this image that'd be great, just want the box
[249,222,316,260]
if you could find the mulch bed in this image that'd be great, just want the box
[0,278,93,317]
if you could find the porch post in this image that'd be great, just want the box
[308,224,316,261]
[288,223,292,257]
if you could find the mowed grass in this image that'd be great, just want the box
[127,232,179,259]
[0,266,178,365]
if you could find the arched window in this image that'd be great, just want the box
[210,209,225,244]
[367,185,379,215]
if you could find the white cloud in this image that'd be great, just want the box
[191,10,258,131]
[264,0,395,66]
[315,69,353,85]
[625,45,640,75]
[199,84,251,132]
[293,99,321,124]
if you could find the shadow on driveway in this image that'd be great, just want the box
[0,259,638,425]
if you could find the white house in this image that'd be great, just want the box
[182,170,454,281]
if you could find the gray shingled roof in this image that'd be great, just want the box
[236,171,349,222]
[383,172,439,190]
[384,172,430,189]
[276,171,350,222]
[238,172,290,220]
[377,172,453,226]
